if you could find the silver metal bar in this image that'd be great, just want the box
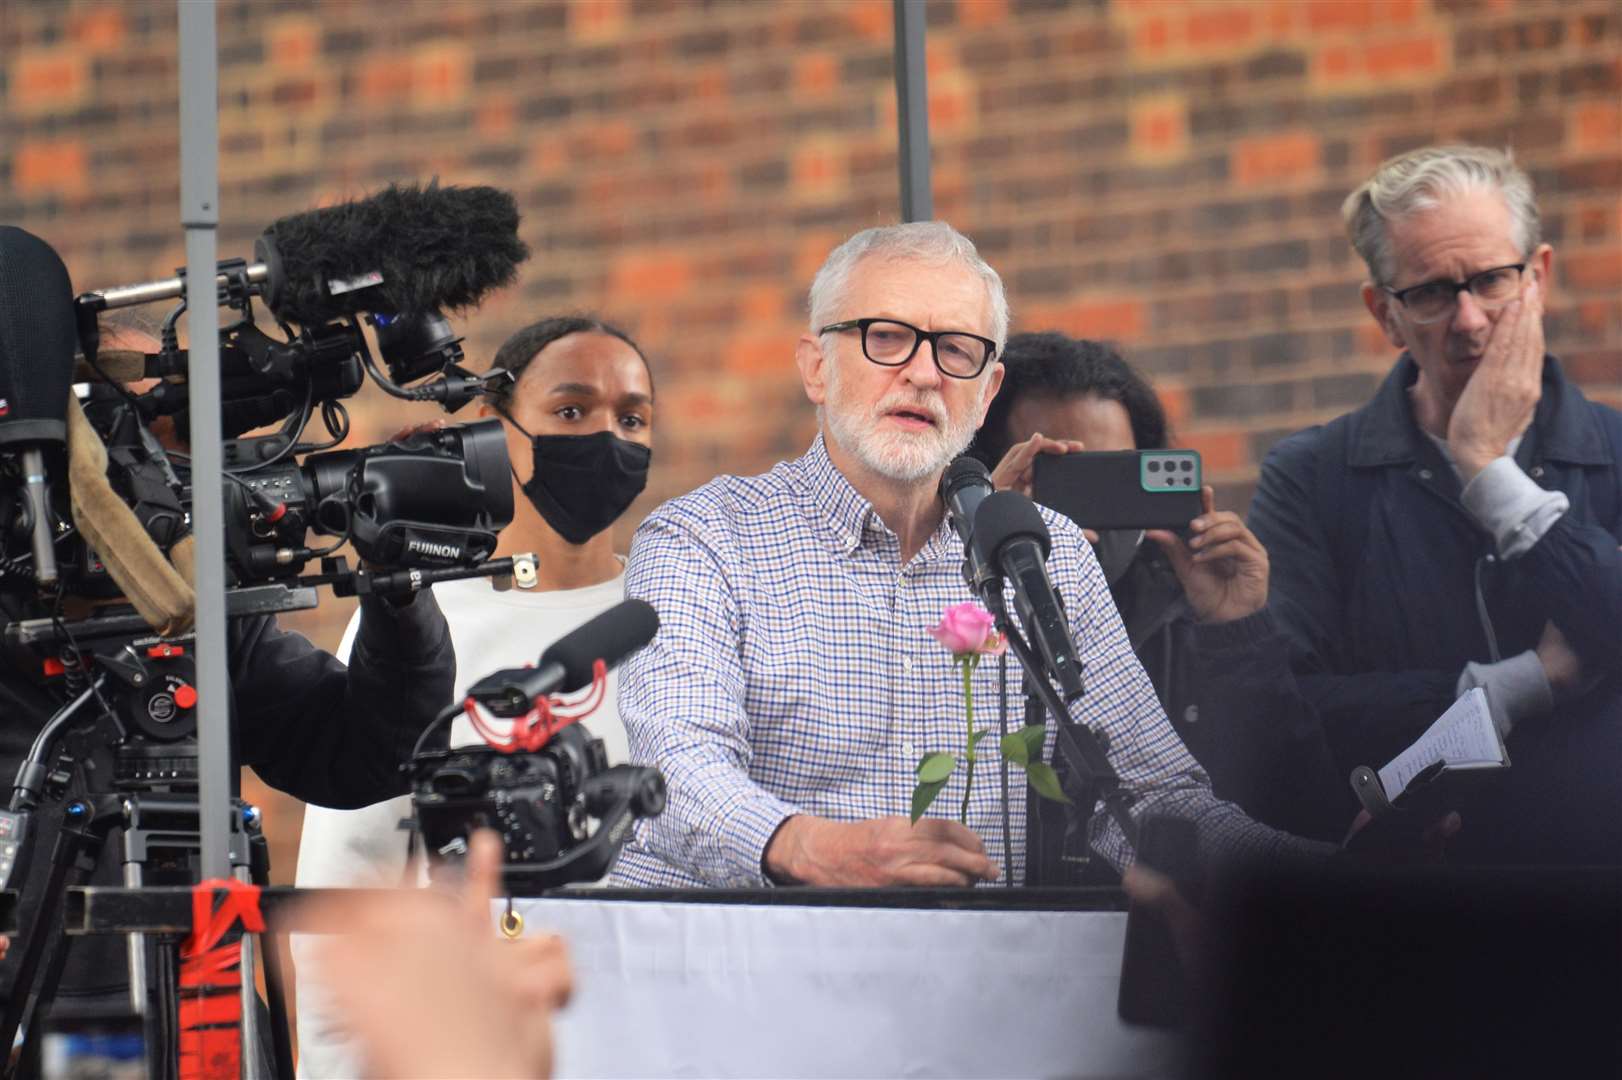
[177,0,231,887]
[82,263,269,312]
[235,865,265,1080]
[123,861,147,1016]
[19,449,58,587]
[892,0,933,222]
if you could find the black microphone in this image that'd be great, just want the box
[0,227,79,588]
[940,455,997,591]
[254,181,529,325]
[78,182,530,326]
[468,599,660,714]
[972,491,1085,701]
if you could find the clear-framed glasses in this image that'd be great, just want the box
[1383,263,1527,325]
[818,318,998,379]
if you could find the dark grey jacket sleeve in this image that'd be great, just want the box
[1248,437,1460,769]
[231,591,455,808]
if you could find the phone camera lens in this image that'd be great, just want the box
[1147,461,1160,473]
[1180,460,1193,472]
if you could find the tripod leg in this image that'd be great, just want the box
[0,802,114,1079]
[248,834,295,1080]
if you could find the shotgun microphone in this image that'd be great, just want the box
[77,181,530,324]
[468,599,660,714]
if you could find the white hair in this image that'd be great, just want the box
[807,221,1010,353]
[1342,144,1540,283]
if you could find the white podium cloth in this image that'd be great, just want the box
[513,897,1183,1079]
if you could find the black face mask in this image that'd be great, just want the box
[508,422,651,545]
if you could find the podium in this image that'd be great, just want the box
[513,887,1181,1079]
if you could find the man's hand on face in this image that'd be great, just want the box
[1145,486,1269,624]
[1446,276,1545,482]
[764,815,1002,887]
[989,433,1087,499]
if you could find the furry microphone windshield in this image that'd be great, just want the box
[253,181,530,326]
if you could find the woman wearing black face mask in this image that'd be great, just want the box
[971,333,1348,853]
[293,316,654,1079]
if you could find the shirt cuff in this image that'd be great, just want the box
[722,790,801,887]
[1460,457,1570,560]
[1457,649,1554,739]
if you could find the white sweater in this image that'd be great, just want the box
[293,569,628,1079]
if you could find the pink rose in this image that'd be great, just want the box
[928,602,1004,658]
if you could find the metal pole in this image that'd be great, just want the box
[177,0,231,884]
[892,0,933,222]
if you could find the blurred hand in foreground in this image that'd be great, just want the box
[301,829,571,1079]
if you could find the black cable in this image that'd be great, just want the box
[998,649,1012,888]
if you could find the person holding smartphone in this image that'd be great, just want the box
[973,332,1347,842]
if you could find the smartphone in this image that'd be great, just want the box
[1032,450,1202,532]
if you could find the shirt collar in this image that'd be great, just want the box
[793,433,961,561]
[796,433,878,554]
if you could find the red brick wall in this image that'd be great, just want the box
[4,0,1619,858]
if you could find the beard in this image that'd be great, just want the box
[821,360,984,484]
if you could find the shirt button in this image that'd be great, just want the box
[901,741,917,760]
[1183,704,1199,726]
[901,655,914,674]
[1418,468,1434,481]
[1530,465,1545,478]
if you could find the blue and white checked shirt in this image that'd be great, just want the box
[610,435,1329,888]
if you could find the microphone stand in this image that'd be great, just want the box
[977,581,1139,858]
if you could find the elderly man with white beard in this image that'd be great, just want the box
[609,222,1332,889]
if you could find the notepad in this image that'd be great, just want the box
[1376,687,1508,804]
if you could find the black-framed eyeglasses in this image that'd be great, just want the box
[819,318,998,379]
[1383,263,1527,325]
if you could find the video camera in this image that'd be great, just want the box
[0,182,537,1078]
[409,600,667,891]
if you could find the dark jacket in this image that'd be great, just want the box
[0,591,455,1010]
[1111,547,1350,843]
[1249,354,1622,864]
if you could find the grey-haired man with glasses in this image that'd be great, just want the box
[611,221,1337,890]
[1250,145,1622,866]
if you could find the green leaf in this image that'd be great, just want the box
[999,724,1045,766]
[970,729,996,747]
[915,752,957,784]
[1024,762,1072,805]
[999,730,1030,766]
[910,778,948,824]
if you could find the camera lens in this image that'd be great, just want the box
[1181,460,1193,472]
[1147,460,1160,473]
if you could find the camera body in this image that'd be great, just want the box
[411,724,667,891]
[221,419,513,581]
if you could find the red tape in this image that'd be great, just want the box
[178,879,265,1080]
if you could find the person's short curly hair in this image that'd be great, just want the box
[972,331,1169,467]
